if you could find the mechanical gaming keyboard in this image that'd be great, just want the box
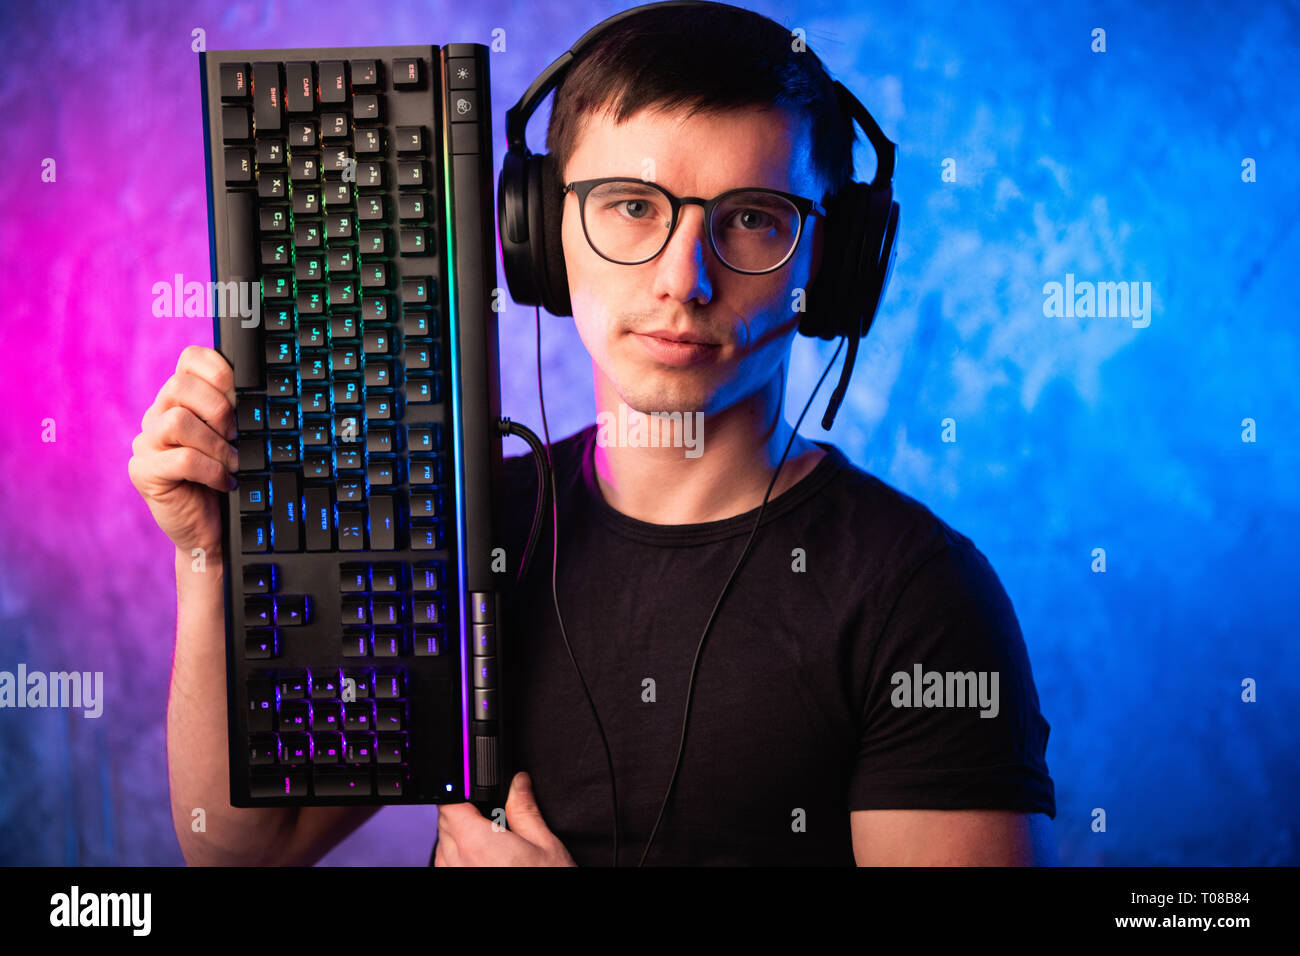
[198,45,508,808]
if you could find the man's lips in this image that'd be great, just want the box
[637,328,720,346]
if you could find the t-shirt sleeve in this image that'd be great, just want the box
[847,541,1056,818]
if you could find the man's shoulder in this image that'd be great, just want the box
[813,443,983,568]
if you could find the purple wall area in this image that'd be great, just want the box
[1,0,1297,865]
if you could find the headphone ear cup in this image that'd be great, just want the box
[802,182,870,340]
[534,153,573,317]
[498,148,542,307]
[851,184,896,340]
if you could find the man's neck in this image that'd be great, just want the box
[590,374,827,526]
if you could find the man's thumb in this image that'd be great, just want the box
[504,772,549,838]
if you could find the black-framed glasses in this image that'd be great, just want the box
[563,177,827,275]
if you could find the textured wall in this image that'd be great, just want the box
[0,0,1295,865]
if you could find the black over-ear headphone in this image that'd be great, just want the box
[497,0,900,430]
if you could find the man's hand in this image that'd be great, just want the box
[434,772,576,866]
[128,345,238,556]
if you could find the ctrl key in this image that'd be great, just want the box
[241,516,270,552]
[250,768,307,798]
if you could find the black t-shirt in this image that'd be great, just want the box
[471,423,1054,866]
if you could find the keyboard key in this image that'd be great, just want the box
[342,596,370,625]
[310,669,341,699]
[250,769,307,797]
[312,733,345,764]
[315,767,374,796]
[239,476,268,512]
[345,734,376,763]
[247,679,276,733]
[340,564,370,592]
[256,138,285,165]
[342,668,374,699]
[220,62,250,100]
[371,593,403,625]
[245,629,278,659]
[270,473,301,551]
[399,228,428,255]
[351,60,379,87]
[397,161,425,187]
[376,733,408,765]
[370,494,397,550]
[393,58,421,87]
[410,490,439,517]
[319,61,347,104]
[285,62,314,113]
[260,206,289,233]
[374,671,403,698]
[241,516,270,552]
[252,62,283,133]
[244,597,272,628]
[304,485,334,550]
[403,310,431,336]
[311,702,342,732]
[304,450,332,479]
[376,701,406,731]
[413,598,440,625]
[343,628,371,657]
[278,673,308,700]
[222,106,251,142]
[243,564,275,593]
[396,126,424,153]
[412,564,440,591]
[372,628,401,656]
[279,703,310,733]
[275,595,309,626]
[322,111,349,140]
[411,522,440,550]
[224,148,253,183]
[371,565,400,591]
[398,194,428,221]
[248,733,279,765]
[269,436,300,464]
[280,732,312,764]
[413,628,442,656]
[353,94,382,122]
[344,701,375,731]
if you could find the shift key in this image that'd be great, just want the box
[270,472,301,551]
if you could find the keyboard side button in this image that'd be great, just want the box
[472,689,497,722]
[470,592,493,624]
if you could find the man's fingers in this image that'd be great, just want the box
[176,345,236,407]
[137,445,235,495]
[147,406,238,474]
[145,371,237,437]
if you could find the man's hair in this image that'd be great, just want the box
[545,3,859,201]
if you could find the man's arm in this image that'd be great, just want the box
[167,546,381,865]
[133,346,381,865]
[850,809,1057,865]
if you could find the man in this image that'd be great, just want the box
[129,3,1055,866]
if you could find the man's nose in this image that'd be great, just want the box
[653,204,714,304]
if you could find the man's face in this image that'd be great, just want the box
[561,103,825,417]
